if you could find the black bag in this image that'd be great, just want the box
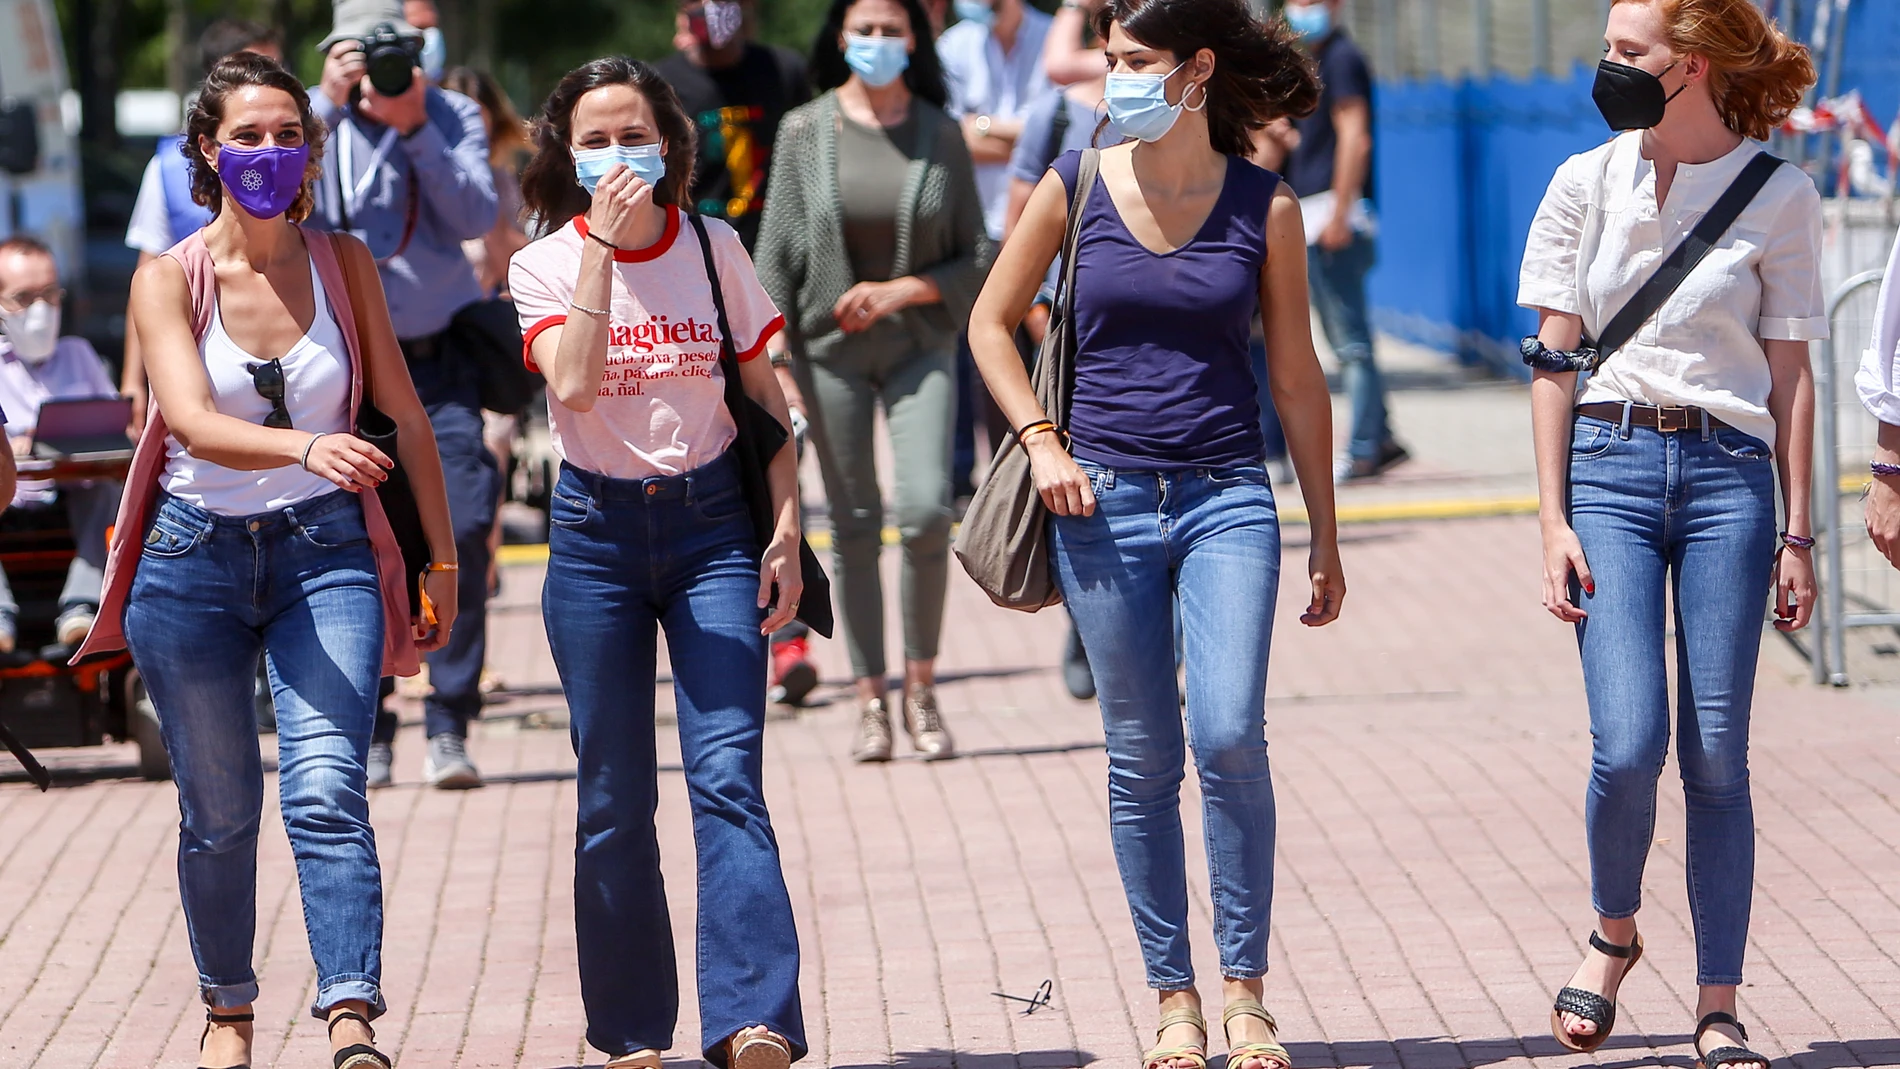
[450,297,543,414]
[333,234,431,614]
[686,214,834,638]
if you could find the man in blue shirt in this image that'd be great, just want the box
[306,0,500,791]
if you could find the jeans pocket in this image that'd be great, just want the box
[142,511,208,559]
[1077,463,1114,499]
[549,490,595,530]
[694,484,749,525]
[1571,418,1616,461]
[297,509,371,549]
[1207,466,1270,487]
[1714,428,1772,462]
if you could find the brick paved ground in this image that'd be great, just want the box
[2,515,1899,1069]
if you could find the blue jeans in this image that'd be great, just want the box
[1567,412,1777,986]
[541,455,805,1064]
[123,491,386,1018]
[1308,234,1388,461]
[1051,464,1282,989]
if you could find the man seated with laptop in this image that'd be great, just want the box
[0,237,127,652]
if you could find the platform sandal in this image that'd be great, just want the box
[1221,998,1292,1069]
[728,1028,792,1069]
[1694,1012,1771,1069]
[197,1010,254,1069]
[327,1010,391,1069]
[1549,931,1645,1053]
[1143,1006,1209,1069]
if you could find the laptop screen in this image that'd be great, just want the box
[32,398,134,450]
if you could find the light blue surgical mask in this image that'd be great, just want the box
[573,142,667,195]
[1283,2,1332,41]
[1103,61,1195,143]
[419,26,446,82]
[954,0,996,29]
[843,33,911,88]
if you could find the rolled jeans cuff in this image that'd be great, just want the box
[311,975,386,1021]
[1591,899,1641,922]
[200,978,261,1011]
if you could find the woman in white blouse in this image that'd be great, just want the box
[1516,2,1820,1067]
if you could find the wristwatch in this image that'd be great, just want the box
[974,114,993,138]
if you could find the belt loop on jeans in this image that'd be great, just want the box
[1618,400,1633,441]
[1700,408,1711,441]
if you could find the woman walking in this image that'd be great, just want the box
[509,56,805,1069]
[754,0,991,763]
[78,52,460,1069]
[1519,2,1820,1066]
[967,2,1341,1067]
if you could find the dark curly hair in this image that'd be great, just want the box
[183,52,326,222]
[808,0,948,109]
[520,57,697,228]
[1095,0,1320,157]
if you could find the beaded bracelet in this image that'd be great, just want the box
[1781,533,1815,550]
[1873,461,1900,478]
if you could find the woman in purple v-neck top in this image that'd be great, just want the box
[967,1,1343,1067]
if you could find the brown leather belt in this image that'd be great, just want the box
[1575,401,1732,434]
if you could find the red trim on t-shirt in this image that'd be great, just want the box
[573,209,680,263]
[521,314,566,373]
[735,314,786,363]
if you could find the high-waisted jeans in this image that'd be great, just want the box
[1567,412,1777,986]
[1051,463,1282,990]
[123,490,386,1018]
[541,454,805,1065]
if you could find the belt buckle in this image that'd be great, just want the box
[1656,407,1689,433]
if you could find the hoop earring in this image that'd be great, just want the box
[1182,80,1209,113]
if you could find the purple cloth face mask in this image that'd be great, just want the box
[214,142,311,219]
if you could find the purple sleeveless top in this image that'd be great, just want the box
[1052,150,1273,471]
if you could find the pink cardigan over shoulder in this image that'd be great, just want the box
[73,228,422,678]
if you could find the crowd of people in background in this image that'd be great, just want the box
[0,0,1863,1068]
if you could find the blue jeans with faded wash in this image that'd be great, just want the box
[1308,234,1388,462]
[1567,411,1778,986]
[123,490,386,1018]
[541,454,805,1065]
[1051,463,1282,990]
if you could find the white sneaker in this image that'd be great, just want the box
[423,733,483,790]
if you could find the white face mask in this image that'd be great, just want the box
[0,300,59,364]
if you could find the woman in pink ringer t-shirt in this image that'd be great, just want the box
[508,56,805,1069]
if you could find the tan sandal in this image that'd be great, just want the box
[604,1053,662,1069]
[728,1028,792,1069]
[1221,998,1292,1069]
[1144,1006,1209,1069]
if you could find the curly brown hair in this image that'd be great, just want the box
[1615,0,1814,141]
[1093,0,1320,158]
[182,52,326,223]
[519,57,696,228]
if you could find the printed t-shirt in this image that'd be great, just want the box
[508,209,785,480]
[656,45,811,250]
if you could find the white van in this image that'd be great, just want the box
[0,0,84,278]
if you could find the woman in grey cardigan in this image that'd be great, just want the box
[756,0,992,764]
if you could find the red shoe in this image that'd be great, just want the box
[769,636,819,706]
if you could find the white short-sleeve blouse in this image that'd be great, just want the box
[1517,131,1826,447]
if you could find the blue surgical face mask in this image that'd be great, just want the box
[843,33,911,88]
[419,26,446,82]
[1103,61,1193,143]
[954,0,995,29]
[573,142,667,195]
[1283,2,1332,41]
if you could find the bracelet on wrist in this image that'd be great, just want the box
[570,300,610,317]
[1781,532,1815,550]
[300,432,328,471]
[1873,461,1900,478]
[426,562,461,572]
[585,229,620,252]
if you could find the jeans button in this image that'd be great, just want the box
[646,485,658,496]
[249,521,261,531]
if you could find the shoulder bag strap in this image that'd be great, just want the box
[1590,151,1783,364]
[325,230,383,406]
[688,213,741,377]
[1039,147,1100,424]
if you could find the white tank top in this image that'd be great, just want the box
[163,258,353,515]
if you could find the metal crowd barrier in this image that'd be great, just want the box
[1812,269,1889,685]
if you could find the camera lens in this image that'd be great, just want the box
[361,23,416,97]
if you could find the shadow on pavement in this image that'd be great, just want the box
[829,1051,1098,1069]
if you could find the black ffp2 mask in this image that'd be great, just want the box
[1592,58,1685,131]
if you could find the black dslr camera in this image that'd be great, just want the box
[356,22,421,97]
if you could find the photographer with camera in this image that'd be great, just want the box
[308,0,501,791]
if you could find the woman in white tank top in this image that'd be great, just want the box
[117,54,457,1069]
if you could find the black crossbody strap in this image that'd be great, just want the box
[688,213,741,374]
[1592,151,1783,362]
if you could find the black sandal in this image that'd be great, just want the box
[1695,1012,1770,1069]
[328,1009,392,1069]
[1549,931,1645,1053]
[197,1010,254,1069]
